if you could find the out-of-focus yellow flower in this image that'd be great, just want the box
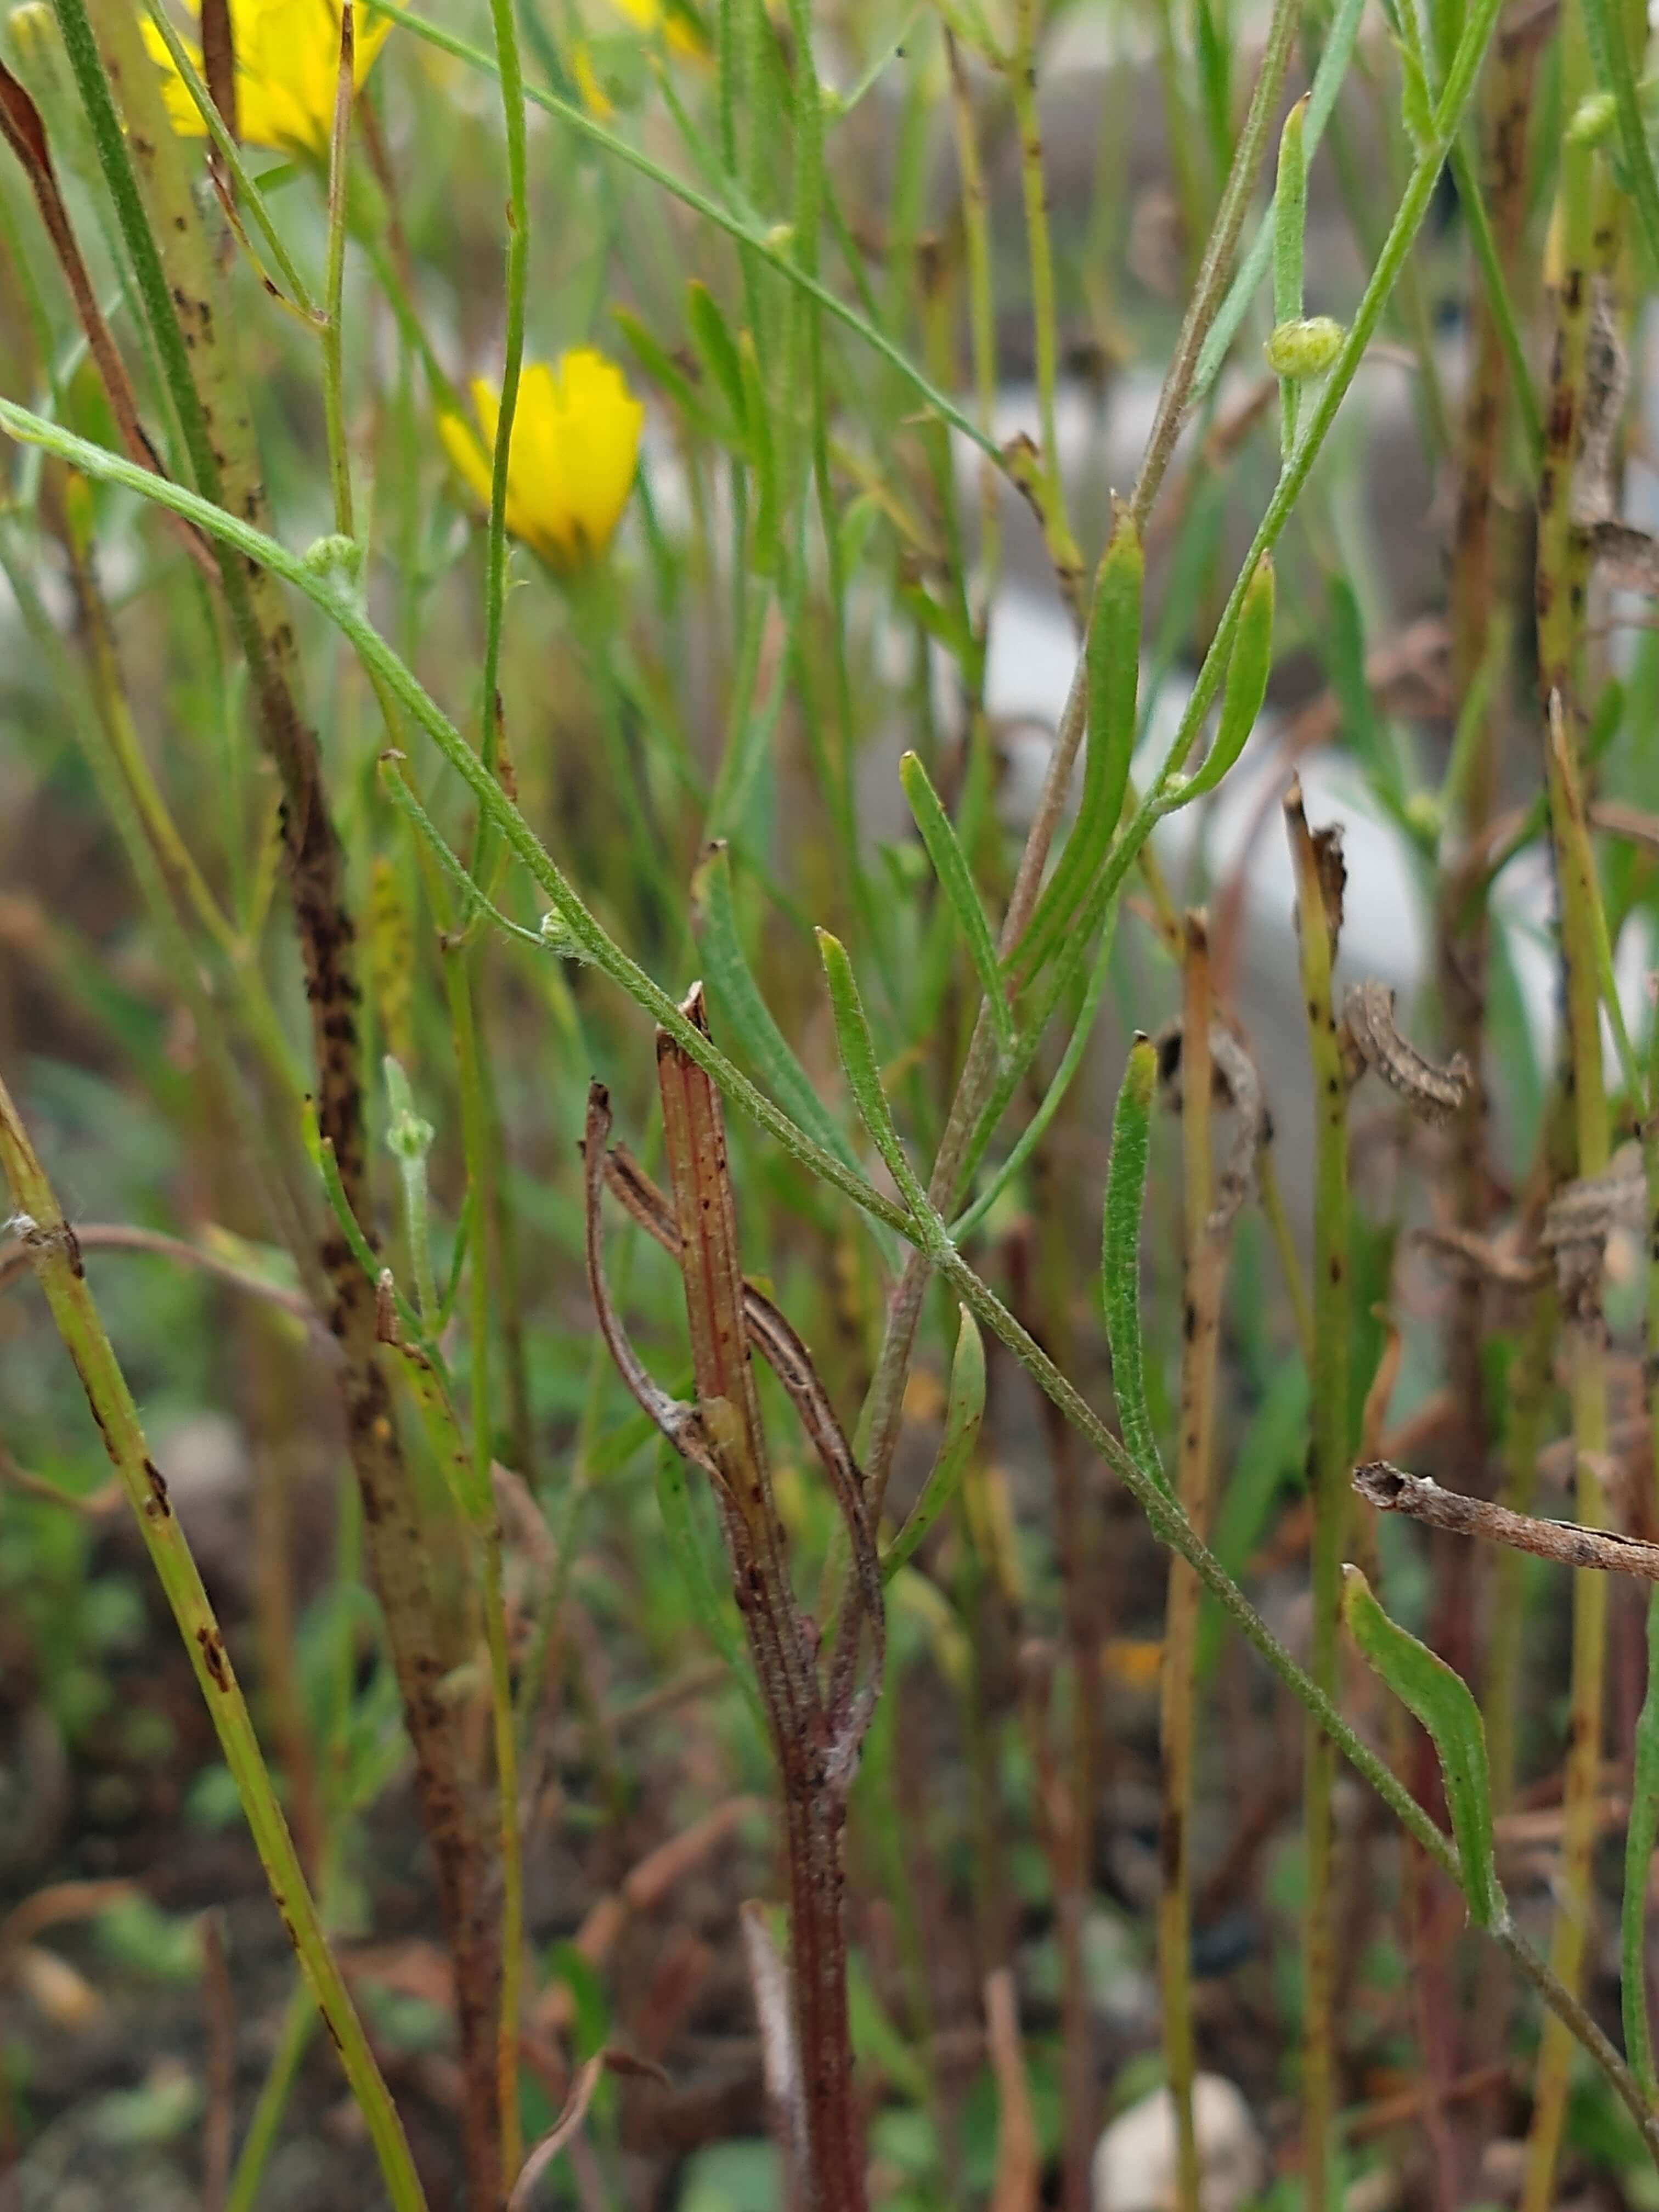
[142,0,392,160]
[572,43,615,119]
[606,0,708,59]
[573,0,707,118]
[438,351,645,573]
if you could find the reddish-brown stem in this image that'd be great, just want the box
[585,1014,878,2212]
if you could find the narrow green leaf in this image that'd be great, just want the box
[1582,0,1659,280]
[611,304,710,430]
[300,1104,425,1344]
[1165,555,1274,806]
[1273,97,1308,453]
[1342,1566,1506,1929]
[1101,1037,1170,1499]
[1013,507,1143,978]
[1192,0,1367,399]
[1272,97,1308,328]
[685,278,747,433]
[1395,35,1435,149]
[1194,0,1232,181]
[882,1306,985,1581]
[391,1337,492,1526]
[896,579,975,671]
[737,329,777,573]
[899,752,1013,1062]
[689,844,875,1194]
[1625,1585,1659,2098]
[815,928,935,1237]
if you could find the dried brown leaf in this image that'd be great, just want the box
[1343,981,1473,1122]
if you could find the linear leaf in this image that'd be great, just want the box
[1192,0,1367,400]
[816,928,936,1238]
[882,1306,985,1581]
[690,843,863,1180]
[1342,1566,1505,1930]
[1012,508,1142,979]
[1623,1588,1659,2098]
[899,752,1013,1061]
[1101,1037,1170,1499]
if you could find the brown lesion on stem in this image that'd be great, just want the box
[583,986,882,2211]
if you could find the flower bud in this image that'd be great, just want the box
[1264,315,1346,380]
[300,533,364,603]
[1566,89,1616,146]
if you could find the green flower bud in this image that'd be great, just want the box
[300,533,363,602]
[1566,89,1617,146]
[1265,315,1346,380]
[539,912,584,960]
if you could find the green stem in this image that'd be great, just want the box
[1286,785,1351,2212]
[1449,131,1544,467]
[1129,0,1302,528]
[1008,0,1064,529]
[421,853,524,2183]
[0,1080,427,2212]
[478,0,528,793]
[1521,99,1612,2212]
[321,4,356,539]
[223,1967,318,2212]
[1160,917,1225,2212]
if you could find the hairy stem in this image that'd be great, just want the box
[1286,784,1351,2212]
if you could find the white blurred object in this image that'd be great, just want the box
[1092,2075,1266,2212]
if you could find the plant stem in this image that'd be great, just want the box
[1286,783,1351,2212]
[1008,0,1063,532]
[0,1078,427,2212]
[478,0,528,804]
[945,30,1000,609]
[320,2,356,540]
[53,4,505,2186]
[420,851,524,2187]
[1129,0,1302,529]
[1159,913,1226,2212]
[1520,89,1611,2207]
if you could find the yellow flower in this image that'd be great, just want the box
[438,351,645,573]
[572,42,615,120]
[605,0,708,60]
[142,0,393,160]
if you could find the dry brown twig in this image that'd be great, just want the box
[1342,981,1475,1122]
[1355,1460,1659,1581]
[985,1968,1039,2212]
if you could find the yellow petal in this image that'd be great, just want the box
[441,353,643,573]
[437,404,496,514]
[140,16,212,138]
[147,0,396,157]
[542,347,644,566]
[604,0,708,59]
[571,42,614,119]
